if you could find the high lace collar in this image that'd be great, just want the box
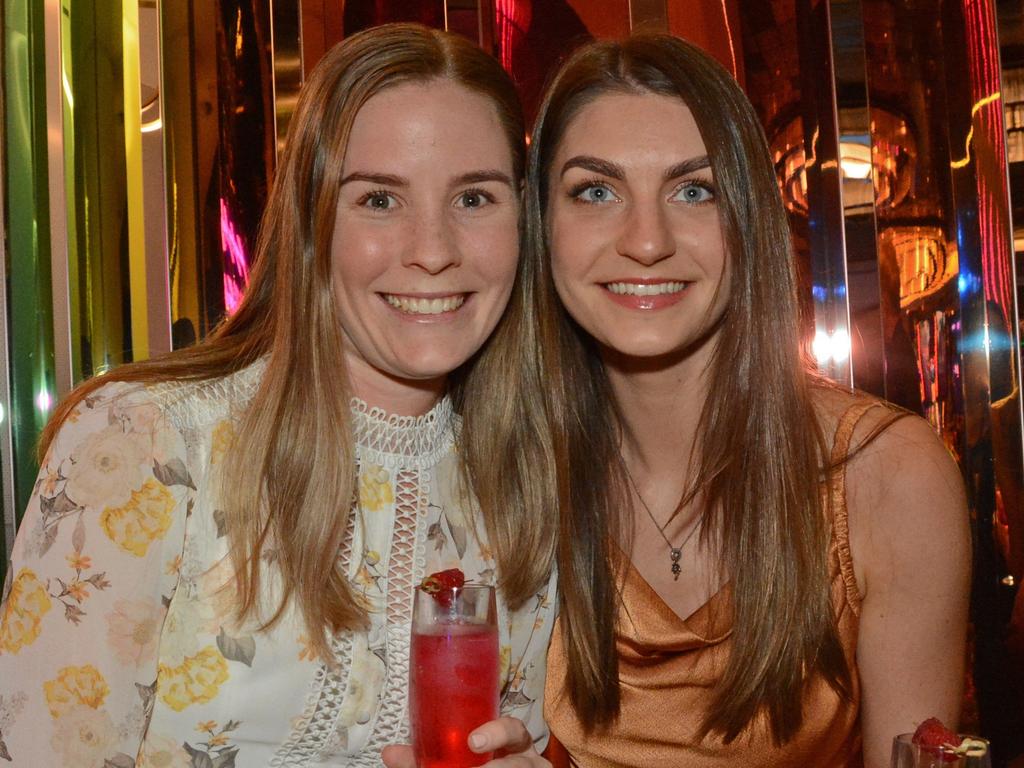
[350,395,455,467]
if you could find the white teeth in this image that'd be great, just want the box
[605,281,686,296]
[384,294,465,314]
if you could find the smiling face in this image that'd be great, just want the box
[331,79,520,410]
[547,91,730,366]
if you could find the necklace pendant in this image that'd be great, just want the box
[670,548,682,580]
[671,561,681,579]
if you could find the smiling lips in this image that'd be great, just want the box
[602,280,688,310]
[383,293,467,315]
[605,281,686,296]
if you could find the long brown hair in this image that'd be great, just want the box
[41,23,556,661]
[527,35,850,743]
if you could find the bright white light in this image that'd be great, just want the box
[36,388,52,413]
[0,401,5,424]
[840,157,872,179]
[812,330,831,365]
[839,140,873,179]
[140,117,162,133]
[813,329,851,366]
[831,329,851,363]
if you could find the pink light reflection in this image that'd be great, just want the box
[219,198,252,316]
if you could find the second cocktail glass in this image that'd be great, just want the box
[410,583,499,768]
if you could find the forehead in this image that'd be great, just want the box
[343,79,513,172]
[555,91,707,166]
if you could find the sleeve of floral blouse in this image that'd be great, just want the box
[500,568,559,753]
[0,383,191,766]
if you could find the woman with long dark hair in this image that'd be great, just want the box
[525,35,969,768]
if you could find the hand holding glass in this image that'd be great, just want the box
[410,584,499,768]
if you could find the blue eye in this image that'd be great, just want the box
[671,182,715,204]
[572,183,619,204]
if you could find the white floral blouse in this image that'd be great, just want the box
[0,365,556,767]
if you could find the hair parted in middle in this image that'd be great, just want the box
[40,23,557,665]
[525,33,851,744]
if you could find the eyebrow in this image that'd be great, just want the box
[340,172,407,187]
[559,154,712,181]
[560,155,624,180]
[454,170,515,187]
[339,169,514,188]
[664,155,711,180]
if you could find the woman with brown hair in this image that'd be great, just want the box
[509,33,967,768]
[0,24,557,766]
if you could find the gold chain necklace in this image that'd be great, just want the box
[623,464,701,581]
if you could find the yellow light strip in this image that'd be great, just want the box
[950,91,1001,169]
[122,0,148,359]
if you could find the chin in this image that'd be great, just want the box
[392,348,479,381]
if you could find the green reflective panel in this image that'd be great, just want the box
[63,1,133,380]
[4,0,56,539]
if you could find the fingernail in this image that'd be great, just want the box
[469,734,487,750]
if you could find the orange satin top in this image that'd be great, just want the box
[544,401,884,768]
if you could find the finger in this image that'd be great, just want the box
[380,744,417,768]
[478,756,551,768]
[469,716,534,754]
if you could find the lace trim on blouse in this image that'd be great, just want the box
[270,396,451,765]
[350,396,454,469]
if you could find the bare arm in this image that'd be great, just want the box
[846,413,971,768]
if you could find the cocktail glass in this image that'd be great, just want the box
[890,733,991,768]
[410,583,499,768]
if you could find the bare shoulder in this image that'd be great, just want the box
[812,385,969,597]
[811,384,959,488]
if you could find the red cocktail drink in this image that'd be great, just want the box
[410,583,498,768]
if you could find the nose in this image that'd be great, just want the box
[402,207,461,274]
[615,203,676,265]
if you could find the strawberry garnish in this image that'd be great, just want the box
[420,568,466,607]
[912,718,961,762]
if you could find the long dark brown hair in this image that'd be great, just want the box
[41,23,557,662]
[527,34,850,743]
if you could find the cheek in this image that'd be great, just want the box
[467,218,520,283]
[548,229,586,299]
[547,207,600,283]
[330,226,397,292]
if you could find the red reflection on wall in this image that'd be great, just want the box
[490,0,594,123]
[962,0,1014,320]
[563,0,629,39]
[343,0,445,36]
[668,0,744,83]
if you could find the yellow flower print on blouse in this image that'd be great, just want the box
[358,464,394,512]
[100,479,176,557]
[0,568,53,654]
[209,420,235,466]
[158,646,230,712]
[43,664,110,718]
[499,645,512,681]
